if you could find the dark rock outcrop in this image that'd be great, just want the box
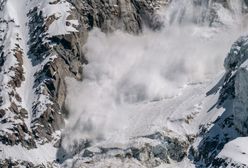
[190,36,248,167]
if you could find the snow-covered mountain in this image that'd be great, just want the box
[1,0,248,167]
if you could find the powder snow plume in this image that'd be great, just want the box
[62,0,248,150]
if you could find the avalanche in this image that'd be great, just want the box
[1,0,248,167]
[63,0,248,167]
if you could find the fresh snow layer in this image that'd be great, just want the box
[0,130,61,164]
[0,142,58,164]
[39,0,78,36]
[8,0,35,128]
[218,137,248,165]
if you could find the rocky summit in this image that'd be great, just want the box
[1,0,248,167]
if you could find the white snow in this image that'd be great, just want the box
[218,137,248,165]
[6,0,36,129]
[158,159,195,168]
[38,0,78,36]
[0,142,58,164]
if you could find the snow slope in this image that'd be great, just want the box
[218,137,248,165]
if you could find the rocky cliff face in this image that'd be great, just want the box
[188,35,248,168]
[1,0,248,167]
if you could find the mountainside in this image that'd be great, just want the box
[1,0,248,167]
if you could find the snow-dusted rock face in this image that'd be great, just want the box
[0,0,85,149]
[189,36,248,167]
[70,0,169,33]
[224,37,248,135]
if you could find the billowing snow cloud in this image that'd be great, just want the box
[62,0,247,149]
